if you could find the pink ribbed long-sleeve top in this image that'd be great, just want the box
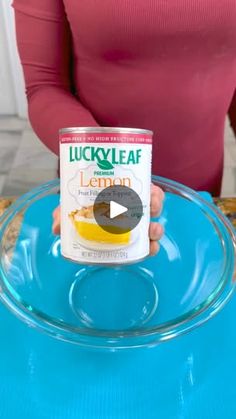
[13,0,236,195]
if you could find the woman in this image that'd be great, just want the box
[13,0,236,253]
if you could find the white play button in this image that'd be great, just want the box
[94,185,144,234]
[110,200,128,219]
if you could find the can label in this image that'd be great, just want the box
[60,129,152,264]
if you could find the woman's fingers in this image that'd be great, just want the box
[150,184,164,217]
[150,241,160,256]
[53,206,60,219]
[52,206,60,234]
[53,221,60,235]
[149,222,164,241]
[149,222,164,256]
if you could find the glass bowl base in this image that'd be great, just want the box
[69,266,159,330]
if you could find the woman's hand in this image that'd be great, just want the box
[52,184,164,256]
[149,184,164,255]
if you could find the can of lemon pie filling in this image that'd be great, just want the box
[59,127,153,265]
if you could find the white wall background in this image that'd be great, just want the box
[0,7,16,115]
[0,0,27,118]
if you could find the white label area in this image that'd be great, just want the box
[60,132,152,264]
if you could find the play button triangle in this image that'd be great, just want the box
[110,201,128,219]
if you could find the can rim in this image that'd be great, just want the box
[59,126,153,135]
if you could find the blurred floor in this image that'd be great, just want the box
[0,117,58,196]
[0,116,235,197]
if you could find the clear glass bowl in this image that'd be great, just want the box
[0,177,235,349]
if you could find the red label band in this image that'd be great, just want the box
[60,132,152,145]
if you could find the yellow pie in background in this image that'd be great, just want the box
[69,202,131,245]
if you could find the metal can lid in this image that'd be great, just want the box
[59,126,153,136]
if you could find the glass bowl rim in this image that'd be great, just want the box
[0,176,235,349]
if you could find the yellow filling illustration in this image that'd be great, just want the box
[69,203,131,245]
